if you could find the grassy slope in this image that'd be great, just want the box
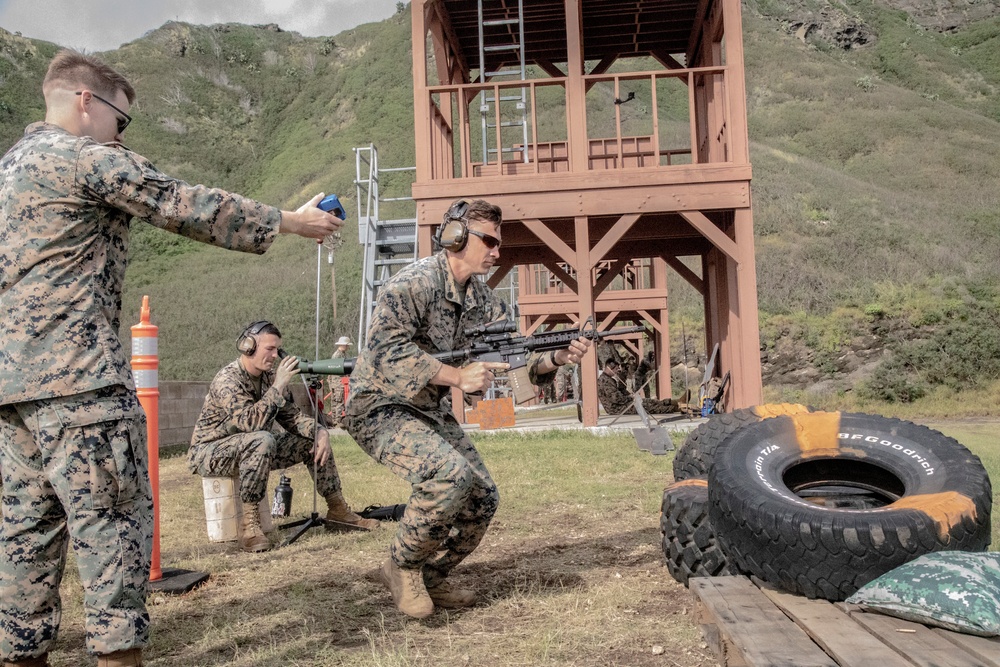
[2,6,1000,401]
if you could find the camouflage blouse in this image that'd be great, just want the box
[0,123,281,405]
[190,359,316,445]
[597,371,631,415]
[347,251,551,421]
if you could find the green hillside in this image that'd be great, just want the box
[2,3,999,411]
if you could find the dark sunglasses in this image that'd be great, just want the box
[77,91,132,133]
[446,200,501,249]
[468,229,501,249]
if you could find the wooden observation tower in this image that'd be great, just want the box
[409,0,763,426]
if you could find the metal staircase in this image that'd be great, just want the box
[478,0,529,169]
[354,144,417,347]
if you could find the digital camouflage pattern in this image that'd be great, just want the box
[188,360,341,502]
[345,250,552,575]
[0,121,282,660]
[847,551,1000,637]
[0,123,281,405]
[348,251,553,420]
[0,387,152,659]
[343,406,497,586]
[598,370,678,416]
[554,363,579,402]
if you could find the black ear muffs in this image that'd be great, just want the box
[237,320,271,356]
[434,199,470,252]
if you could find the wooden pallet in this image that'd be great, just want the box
[690,576,1000,667]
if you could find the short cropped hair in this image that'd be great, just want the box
[43,49,136,104]
[257,322,281,338]
[465,199,502,227]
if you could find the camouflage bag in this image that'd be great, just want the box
[846,551,1000,637]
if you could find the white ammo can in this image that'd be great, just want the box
[202,476,273,542]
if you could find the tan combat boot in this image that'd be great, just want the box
[239,503,271,553]
[96,648,142,666]
[425,579,477,609]
[3,655,49,667]
[380,560,434,619]
[325,492,379,531]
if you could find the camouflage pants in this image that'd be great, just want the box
[344,406,499,586]
[327,377,347,424]
[187,430,341,503]
[0,386,153,661]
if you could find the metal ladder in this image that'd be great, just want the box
[354,144,417,348]
[478,0,529,168]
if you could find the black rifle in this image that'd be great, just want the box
[297,316,644,404]
[358,503,407,521]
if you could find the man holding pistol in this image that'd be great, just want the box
[344,199,591,618]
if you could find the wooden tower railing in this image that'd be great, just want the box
[409,0,762,425]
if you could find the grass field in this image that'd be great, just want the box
[39,419,997,666]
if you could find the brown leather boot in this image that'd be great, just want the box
[3,655,49,667]
[96,648,142,666]
[425,579,477,609]
[239,503,271,552]
[325,492,379,531]
[379,560,434,619]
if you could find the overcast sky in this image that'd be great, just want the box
[0,0,407,53]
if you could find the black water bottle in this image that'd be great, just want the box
[271,475,293,518]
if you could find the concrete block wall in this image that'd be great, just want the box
[156,381,330,448]
[159,381,210,447]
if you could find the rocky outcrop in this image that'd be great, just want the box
[880,0,1000,32]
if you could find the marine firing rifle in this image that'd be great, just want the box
[297,316,645,404]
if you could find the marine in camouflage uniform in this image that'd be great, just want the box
[554,363,576,402]
[597,358,678,416]
[344,199,591,619]
[0,50,342,667]
[325,338,351,427]
[187,323,376,552]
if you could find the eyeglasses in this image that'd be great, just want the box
[446,200,501,249]
[468,229,501,249]
[77,91,132,134]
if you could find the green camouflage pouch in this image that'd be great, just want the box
[847,551,1000,637]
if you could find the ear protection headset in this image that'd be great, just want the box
[237,320,272,356]
[434,199,470,252]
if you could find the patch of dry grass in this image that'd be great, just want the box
[45,430,716,666]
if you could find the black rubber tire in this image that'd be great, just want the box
[672,403,813,481]
[709,411,993,601]
[660,479,734,586]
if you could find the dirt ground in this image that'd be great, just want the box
[43,436,720,667]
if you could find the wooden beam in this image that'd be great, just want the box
[681,210,739,261]
[574,214,598,426]
[521,218,578,266]
[638,309,664,335]
[486,263,512,289]
[412,0,433,182]
[588,55,617,76]
[590,213,640,267]
[542,261,579,293]
[535,58,566,78]
[599,311,619,331]
[565,0,588,172]
[651,49,686,71]
[687,0,712,65]
[665,255,705,294]
[524,314,550,336]
[593,258,627,298]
